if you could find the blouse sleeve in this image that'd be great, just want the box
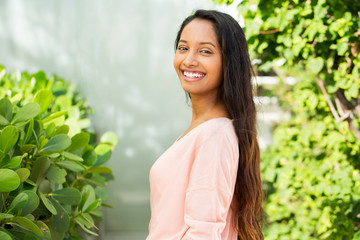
[181,128,239,240]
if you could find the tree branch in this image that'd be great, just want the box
[335,97,345,116]
[318,78,360,141]
[356,95,360,119]
[317,78,340,120]
[347,119,360,141]
[258,29,281,35]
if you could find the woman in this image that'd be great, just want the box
[147,10,263,240]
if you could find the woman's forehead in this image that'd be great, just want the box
[180,19,218,45]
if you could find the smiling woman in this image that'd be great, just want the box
[147,9,264,240]
[173,18,223,97]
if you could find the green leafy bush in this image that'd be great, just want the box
[211,0,360,239]
[0,66,118,240]
[260,67,360,239]
[228,0,360,139]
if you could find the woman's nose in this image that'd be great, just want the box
[183,51,198,67]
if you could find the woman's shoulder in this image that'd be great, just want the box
[195,117,237,143]
[198,117,233,130]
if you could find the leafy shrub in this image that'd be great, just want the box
[260,67,360,239]
[211,0,360,239]
[0,66,118,240]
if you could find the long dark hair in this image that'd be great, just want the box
[175,10,264,240]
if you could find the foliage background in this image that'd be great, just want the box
[213,0,360,239]
[0,66,118,240]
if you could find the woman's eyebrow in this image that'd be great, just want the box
[179,39,216,48]
[199,42,216,48]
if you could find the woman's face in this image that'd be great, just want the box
[173,19,223,97]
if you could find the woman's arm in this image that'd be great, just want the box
[181,129,239,240]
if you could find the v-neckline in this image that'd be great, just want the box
[175,117,231,143]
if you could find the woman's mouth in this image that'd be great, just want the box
[182,71,206,82]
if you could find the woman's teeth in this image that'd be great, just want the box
[184,71,205,78]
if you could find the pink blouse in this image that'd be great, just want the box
[147,118,239,240]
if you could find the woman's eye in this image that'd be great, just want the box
[177,46,187,51]
[200,50,212,54]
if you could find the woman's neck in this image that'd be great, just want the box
[176,92,230,141]
[190,92,230,124]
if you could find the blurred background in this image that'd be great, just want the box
[1,0,359,239]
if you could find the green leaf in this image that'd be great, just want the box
[46,153,60,158]
[10,93,22,104]
[307,57,324,74]
[0,213,14,220]
[100,132,118,148]
[80,185,96,212]
[346,83,359,100]
[24,119,34,144]
[101,203,113,208]
[51,188,81,205]
[32,119,43,138]
[54,125,69,135]
[49,198,69,233]
[0,114,9,125]
[31,71,48,91]
[16,168,30,182]
[46,223,65,240]
[67,106,80,119]
[337,42,348,56]
[82,149,97,166]
[25,213,35,220]
[41,134,71,153]
[41,110,67,123]
[0,98,13,122]
[45,122,56,138]
[41,138,54,151]
[75,213,96,229]
[56,160,86,172]
[12,103,40,124]
[39,136,49,150]
[46,165,67,184]
[0,231,12,240]
[0,125,19,155]
[84,198,101,213]
[20,144,36,153]
[66,132,89,152]
[95,187,108,201]
[12,216,43,236]
[264,169,276,182]
[34,221,51,239]
[0,169,20,192]
[20,191,40,216]
[74,213,98,236]
[88,174,107,186]
[39,192,57,215]
[33,89,53,114]
[2,155,22,168]
[62,151,83,162]
[30,157,50,184]
[93,144,112,167]
[87,166,112,174]
[0,150,4,163]
[74,218,98,236]
[8,192,29,214]
[24,179,36,187]
[38,179,51,194]
[354,231,360,240]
